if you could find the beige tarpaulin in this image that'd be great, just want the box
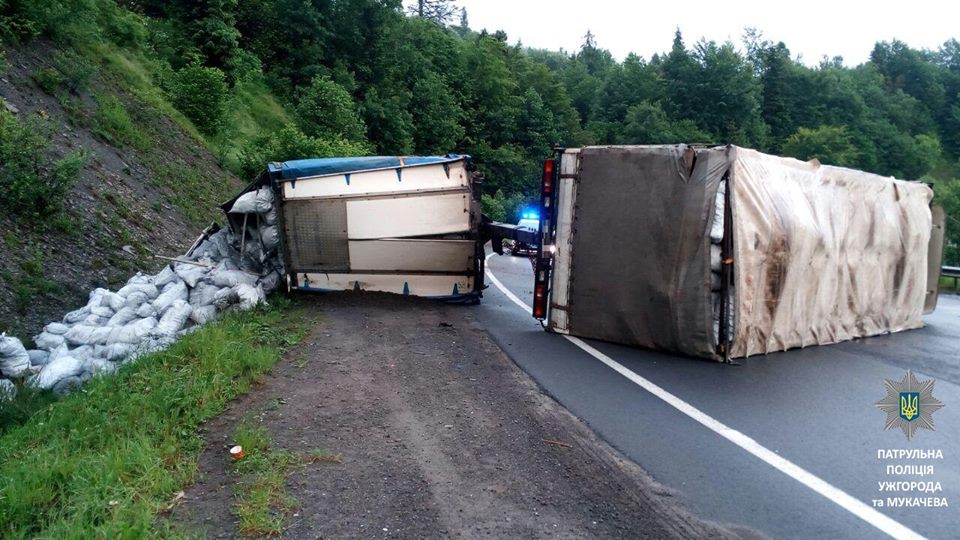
[727,147,933,357]
[560,145,935,360]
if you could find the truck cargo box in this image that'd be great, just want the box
[543,145,944,360]
[223,155,484,302]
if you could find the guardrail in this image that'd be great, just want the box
[944,266,960,289]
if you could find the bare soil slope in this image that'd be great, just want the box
[174,293,755,538]
[0,44,240,338]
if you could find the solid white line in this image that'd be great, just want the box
[484,254,531,312]
[484,257,925,540]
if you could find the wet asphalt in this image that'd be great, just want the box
[475,252,960,540]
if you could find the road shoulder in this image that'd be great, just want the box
[173,292,753,538]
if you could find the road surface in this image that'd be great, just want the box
[476,251,960,540]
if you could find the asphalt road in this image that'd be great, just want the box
[475,251,960,540]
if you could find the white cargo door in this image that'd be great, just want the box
[346,191,471,239]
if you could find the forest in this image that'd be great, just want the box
[1,0,959,264]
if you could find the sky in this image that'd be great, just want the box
[413,0,960,65]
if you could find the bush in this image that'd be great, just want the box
[30,67,64,94]
[239,124,371,179]
[93,94,148,149]
[294,76,367,143]
[0,109,87,218]
[167,63,229,134]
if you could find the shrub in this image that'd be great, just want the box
[93,94,148,149]
[52,51,95,93]
[238,124,371,179]
[294,76,367,143]
[166,63,229,134]
[30,67,64,94]
[0,109,87,218]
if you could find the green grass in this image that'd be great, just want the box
[230,420,341,537]
[940,275,960,294]
[0,297,311,538]
[94,93,149,150]
[148,157,234,227]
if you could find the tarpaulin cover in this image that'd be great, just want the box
[726,147,933,357]
[565,145,724,358]
[267,155,469,180]
[563,145,934,360]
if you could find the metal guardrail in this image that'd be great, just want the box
[944,266,960,289]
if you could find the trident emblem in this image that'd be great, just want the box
[900,392,919,422]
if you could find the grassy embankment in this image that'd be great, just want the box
[0,297,311,538]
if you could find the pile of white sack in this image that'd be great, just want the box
[0,186,284,399]
[710,180,734,344]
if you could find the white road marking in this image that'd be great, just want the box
[484,254,925,540]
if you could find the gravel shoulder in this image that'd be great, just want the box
[174,292,756,538]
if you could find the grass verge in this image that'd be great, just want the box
[0,297,310,538]
[230,420,341,537]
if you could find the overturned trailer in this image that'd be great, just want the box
[537,145,945,361]
[222,155,484,302]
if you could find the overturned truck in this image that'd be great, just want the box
[535,145,945,361]
[223,155,485,302]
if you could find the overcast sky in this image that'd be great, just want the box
[418,0,960,65]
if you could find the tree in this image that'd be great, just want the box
[409,0,458,25]
[781,125,858,167]
[294,76,368,143]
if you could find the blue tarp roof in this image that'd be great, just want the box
[266,155,469,180]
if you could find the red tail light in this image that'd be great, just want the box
[542,159,555,194]
[533,283,547,319]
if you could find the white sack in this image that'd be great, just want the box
[69,345,94,362]
[213,287,240,310]
[0,379,15,401]
[32,355,83,390]
[90,306,114,318]
[125,272,153,285]
[709,181,726,244]
[34,331,65,351]
[86,288,108,309]
[259,225,280,252]
[117,282,159,299]
[155,300,192,336]
[254,187,274,214]
[190,305,217,325]
[82,358,117,376]
[101,291,126,312]
[154,266,179,289]
[229,190,258,213]
[63,325,113,346]
[27,349,50,366]
[124,291,149,310]
[211,270,257,288]
[107,307,138,327]
[44,322,70,335]
[153,281,188,316]
[710,244,721,273]
[62,307,90,324]
[189,281,222,307]
[0,334,31,377]
[174,263,209,288]
[135,303,157,319]
[94,343,136,362]
[107,317,158,344]
[235,283,265,310]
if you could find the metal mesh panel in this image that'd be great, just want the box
[282,199,350,271]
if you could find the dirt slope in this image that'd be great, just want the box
[173,293,758,538]
[0,43,240,338]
